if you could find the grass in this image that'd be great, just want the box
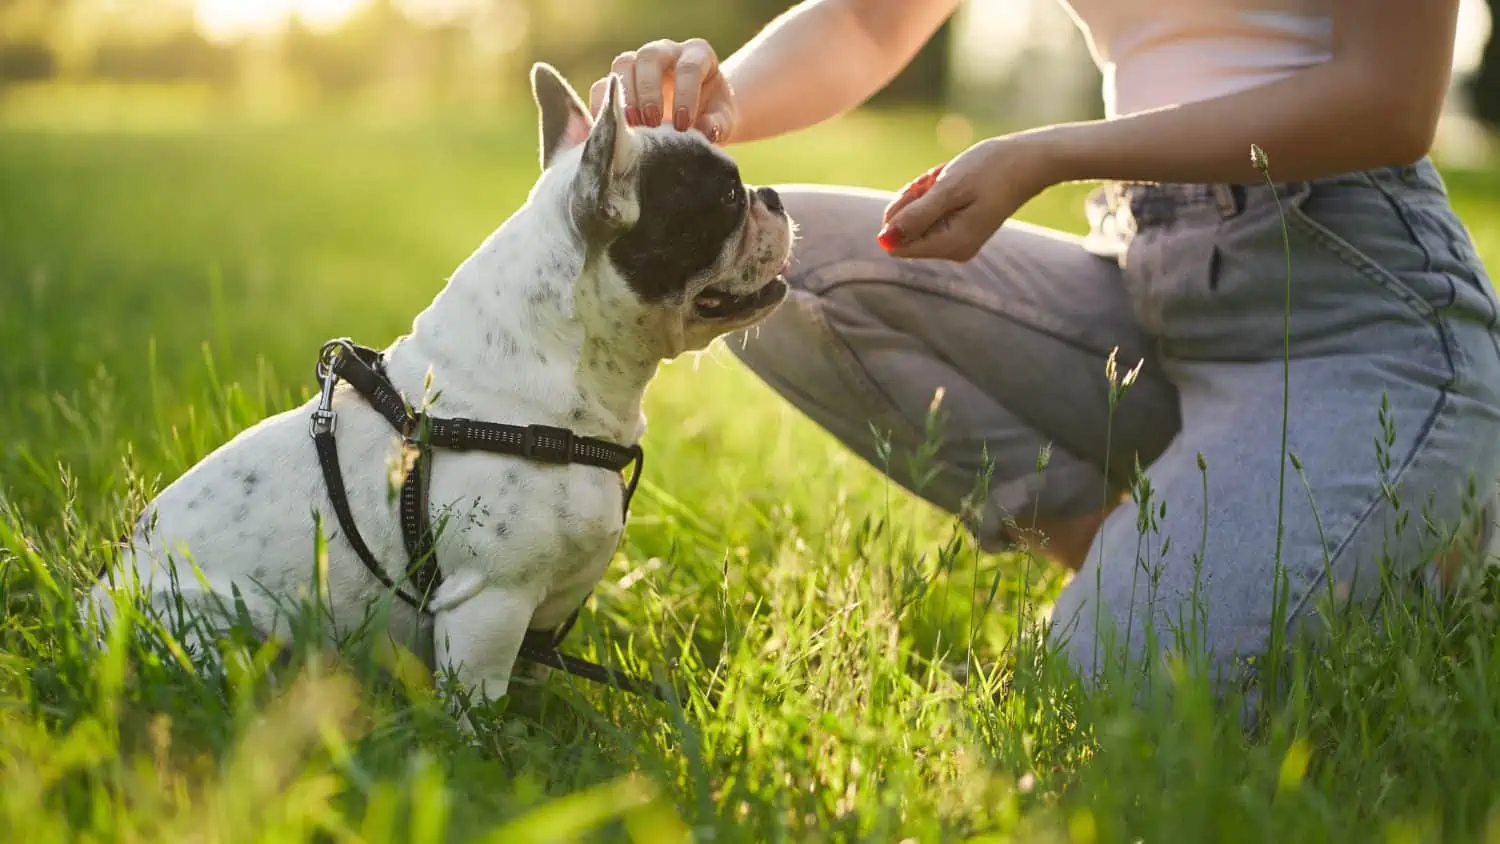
[7,95,1500,842]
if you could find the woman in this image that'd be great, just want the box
[593,1,1500,694]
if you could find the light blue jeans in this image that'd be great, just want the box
[729,158,1500,693]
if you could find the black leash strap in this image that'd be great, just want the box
[308,338,665,701]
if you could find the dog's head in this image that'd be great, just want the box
[528,62,792,358]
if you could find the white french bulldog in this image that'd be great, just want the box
[85,63,794,709]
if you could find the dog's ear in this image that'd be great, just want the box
[531,62,592,171]
[571,72,641,235]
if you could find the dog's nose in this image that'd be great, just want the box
[756,186,784,215]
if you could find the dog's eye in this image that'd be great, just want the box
[724,186,742,207]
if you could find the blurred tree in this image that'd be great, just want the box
[0,0,957,113]
[284,0,403,101]
[0,0,62,85]
[91,31,234,86]
[869,17,952,106]
[0,41,55,84]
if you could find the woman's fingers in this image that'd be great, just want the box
[609,51,641,124]
[589,38,734,143]
[670,38,720,131]
[632,39,686,127]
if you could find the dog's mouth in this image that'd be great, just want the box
[693,265,789,321]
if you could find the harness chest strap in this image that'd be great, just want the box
[308,338,663,700]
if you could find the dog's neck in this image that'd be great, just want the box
[387,200,660,446]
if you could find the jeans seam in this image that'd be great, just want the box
[1365,179,1455,317]
[1367,178,1436,274]
[1285,203,1438,323]
[786,291,917,447]
[814,275,1163,455]
[1284,384,1451,628]
[811,270,1133,364]
[786,273,1121,526]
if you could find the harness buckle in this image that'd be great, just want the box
[310,408,337,436]
[523,424,574,464]
[310,351,341,438]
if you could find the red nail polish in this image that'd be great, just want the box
[643,104,661,126]
[908,171,939,199]
[626,106,642,126]
[877,223,904,251]
[674,107,690,131]
[707,124,722,144]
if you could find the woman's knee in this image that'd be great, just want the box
[1018,505,1120,572]
[725,185,903,380]
[766,184,897,292]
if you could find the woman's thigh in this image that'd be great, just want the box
[727,184,1181,550]
[1049,161,1500,689]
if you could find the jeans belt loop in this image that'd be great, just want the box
[1212,183,1240,219]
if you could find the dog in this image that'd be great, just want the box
[84,63,794,713]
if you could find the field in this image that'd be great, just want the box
[7,95,1500,842]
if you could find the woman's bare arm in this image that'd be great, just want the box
[1031,0,1462,184]
[720,0,960,144]
[880,1,1463,260]
[592,0,958,145]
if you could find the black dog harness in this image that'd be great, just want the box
[308,338,665,700]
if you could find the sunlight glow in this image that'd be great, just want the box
[957,0,1492,75]
[298,0,367,34]
[1455,0,1493,74]
[194,0,368,43]
[392,0,483,28]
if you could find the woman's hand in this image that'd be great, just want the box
[589,38,738,144]
[878,133,1058,262]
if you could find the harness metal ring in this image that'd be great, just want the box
[315,337,357,380]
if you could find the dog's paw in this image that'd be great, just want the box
[444,689,489,745]
[455,708,482,740]
[436,674,509,744]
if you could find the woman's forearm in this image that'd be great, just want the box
[722,0,958,145]
[1030,0,1460,186]
[1034,64,1438,187]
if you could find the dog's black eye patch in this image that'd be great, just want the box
[608,138,746,303]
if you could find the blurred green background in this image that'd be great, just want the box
[0,0,1491,136]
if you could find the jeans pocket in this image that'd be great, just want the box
[1281,179,1448,321]
[1122,218,1220,341]
[1165,178,1457,363]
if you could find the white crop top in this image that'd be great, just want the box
[1057,0,1333,118]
